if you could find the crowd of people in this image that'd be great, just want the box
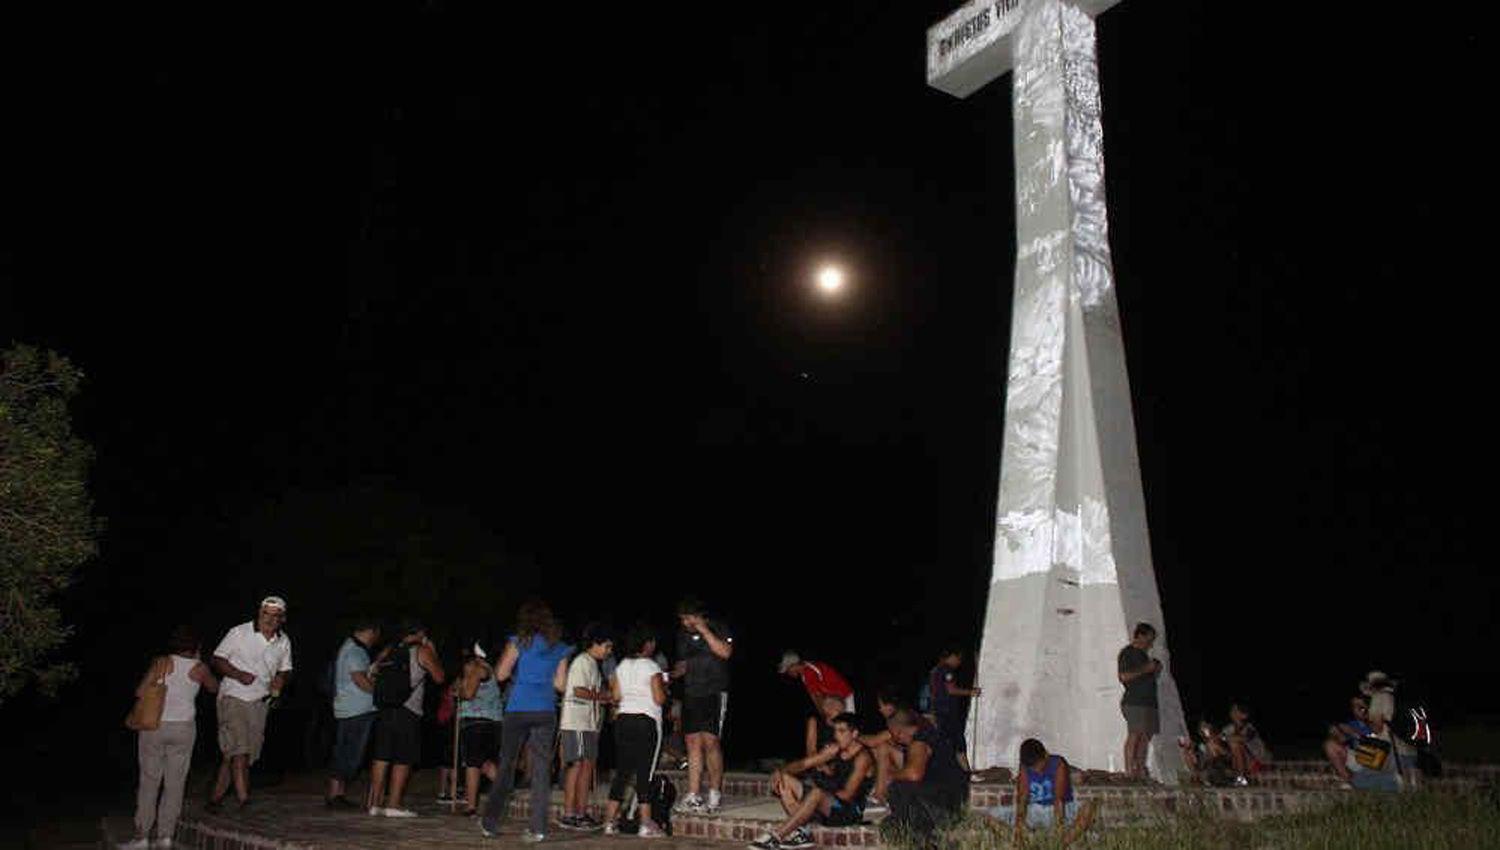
[121,595,1429,849]
[122,594,737,846]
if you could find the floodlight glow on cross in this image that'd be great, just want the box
[816,265,845,294]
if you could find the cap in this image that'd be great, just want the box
[1359,670,1397,695]
[778,651,801,675]
[260,596,287,612]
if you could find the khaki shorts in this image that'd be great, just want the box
[217,695,269,763]
[1121,703,1159,735]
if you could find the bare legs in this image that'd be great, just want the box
[464,762,496,812]
[1123,731,1152,778]
[1324,738,1352,783]
[366,760,412,811]
[686,732,724,801]
[769,770,829,840]
[563,759,596,819]
[1062,800,1098,847]
[871,742,903,802]
[210,755,250,804]
[1228,738,1251,778]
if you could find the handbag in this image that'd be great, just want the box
[125,656,170,731]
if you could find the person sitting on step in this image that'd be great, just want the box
[1222,702,1272,786]
[855,688,907,812]
[981,738,1096,848]
[1325,695,1372,787]
[752,713,874,850]
[1177,719,1233,786]
[881,708,966,846]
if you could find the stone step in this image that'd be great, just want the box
[1263,759,1499,780]
[504,784,1369,844]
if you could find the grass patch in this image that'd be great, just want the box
[885,791,1500,850]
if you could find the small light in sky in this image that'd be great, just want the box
[816,265,845,294]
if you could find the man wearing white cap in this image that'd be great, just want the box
[207,596,294,811]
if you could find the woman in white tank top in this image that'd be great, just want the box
[127,626,218,849]
[601,624,668,836]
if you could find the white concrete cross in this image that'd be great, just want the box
[926,0,1188,779]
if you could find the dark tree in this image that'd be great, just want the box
[0,345,101,701]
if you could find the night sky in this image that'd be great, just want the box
[0,0,1493,810]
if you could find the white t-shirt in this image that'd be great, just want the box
[614,657,663,723]
[560,654,603,732]
[214,621,293,702]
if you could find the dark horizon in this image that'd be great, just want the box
[1,0,1494,824]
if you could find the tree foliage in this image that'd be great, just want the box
[0,344,100,700]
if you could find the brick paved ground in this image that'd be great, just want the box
[100,763,1492,849]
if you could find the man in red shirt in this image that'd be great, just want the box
[779,652,855,714]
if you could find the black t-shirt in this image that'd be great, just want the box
[1117,645,1158,707]
[913,724,965,790]
[676,619,733,698]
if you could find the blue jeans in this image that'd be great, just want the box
[482,711,557,835]
[329,712,378,781]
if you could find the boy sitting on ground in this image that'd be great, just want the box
[752,713,874,850]
[1222,702,1272,785]
[1325,695,1372,787]
[1178,719,1233,786]
[981,738,1096,848]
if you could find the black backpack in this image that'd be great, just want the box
[318,656,337,699]
[619,774,677,836]
[650,774,677,835]
[374,646,414,708]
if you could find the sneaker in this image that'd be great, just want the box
[675,793,706,814]
[1233,775,1249,787]
[369,807,383,817]
[1336,781,1354,790]
[638,820,664,839]
[581,815,604,830]
[479,817,502,838]
[384,807,418,818]
[521,830,546,843]
[603,821,619,836]
[119,838,150,850]
[863,795,888,813]
[706,789,722,813]
[557,814,587,831]
[781,827,815,849]
[748,833,781,849]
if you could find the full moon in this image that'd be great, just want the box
[816,265,845,294]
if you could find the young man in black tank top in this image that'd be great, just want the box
[883,708,966,844]
[753,713,874,850]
